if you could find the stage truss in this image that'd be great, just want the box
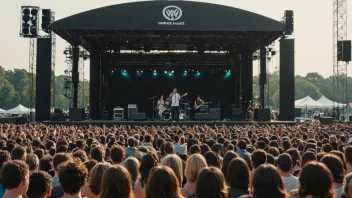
[333,0,348,113]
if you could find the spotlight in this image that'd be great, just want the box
[141,70,143,73]
[168,73,172,76]
[154,70,156,73]
[184,70,187,73]
[164,71,167,74]
[123,69,126,73]
[137,71,140,73]
[171,71,174,73]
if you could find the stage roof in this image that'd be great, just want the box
[52,1,285,51]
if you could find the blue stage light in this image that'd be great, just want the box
[224,70,231,79]
[195,71,201,78]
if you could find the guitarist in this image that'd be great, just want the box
[169,88,187,121]
[194,95,206,110]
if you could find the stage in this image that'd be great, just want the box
[43,120,296,127]
[32,1,296,123]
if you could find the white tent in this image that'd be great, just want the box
[0,108,5,113]
[317,95,346,108]
[6,104,32,114]
[295,96,323,109]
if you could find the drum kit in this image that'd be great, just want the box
[153,99,191,121]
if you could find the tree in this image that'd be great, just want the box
[295,79,321,100]
[0,78,21,109]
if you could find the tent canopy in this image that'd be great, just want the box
[317,95,346,108]
[0,108,5,113]
[295,96,323,109]
[6,104,33,114]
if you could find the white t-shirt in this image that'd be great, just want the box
[281,175,299,192]
[171,93,180,107]
[334,187,343,198]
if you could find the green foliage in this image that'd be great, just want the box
[0,67,88,110]
[0,67,350,111]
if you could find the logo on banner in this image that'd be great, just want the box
[163,5,182,21]
[158,5,185,26]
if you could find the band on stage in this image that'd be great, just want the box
[153,88,259,121]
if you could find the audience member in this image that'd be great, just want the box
[146,166,183,198]
[196,167,227,198]
[1,160,29,198]
[26,171,52,198]
[100,165,134,198]
[277,153,298,192]
[58,160,88,198]
[227,158,250,198]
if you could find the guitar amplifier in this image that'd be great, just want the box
[209,108,221,120]
[199,105,209,113]
[128,104,137,120]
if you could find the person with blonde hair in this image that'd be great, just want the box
[124,157,140,187]
[99,165,134,198]
[85,163,111,198]
[161,154,183,187]
[25,153,39,174]
[182,154,207,197]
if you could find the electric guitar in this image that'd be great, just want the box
[194,101,212,109]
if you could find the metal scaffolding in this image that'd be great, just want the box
[51,12,56,108]
[29,38,36,117]
[333,0,348,116]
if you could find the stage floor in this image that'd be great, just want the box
[43,120,296,126]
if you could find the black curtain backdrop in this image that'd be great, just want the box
[106,68,237,119]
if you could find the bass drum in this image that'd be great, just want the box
[162,109,172,121]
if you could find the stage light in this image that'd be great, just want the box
[154,70,156,73]
[184,70,187,73]
[137,70,140,73]
[141,70,143,73]
[121,69,129,78]
[195,71,201,78]
[224,70,231,79]
[171,71,174,73]
[164,70,167,74]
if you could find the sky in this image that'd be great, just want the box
[0,0,351,79]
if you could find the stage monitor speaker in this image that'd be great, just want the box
[320,117,333,125]
[15,116,28,125]
[0,118,16,124]
[131,112,146,121]
[209,108,221,120]
[295,108,302,117]
[232,108,241,120]
[50,113,66,121]
[255,108,271,121]
[69,108,85,121]
[195,113,210,121]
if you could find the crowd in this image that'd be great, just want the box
[0,123,352,198]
